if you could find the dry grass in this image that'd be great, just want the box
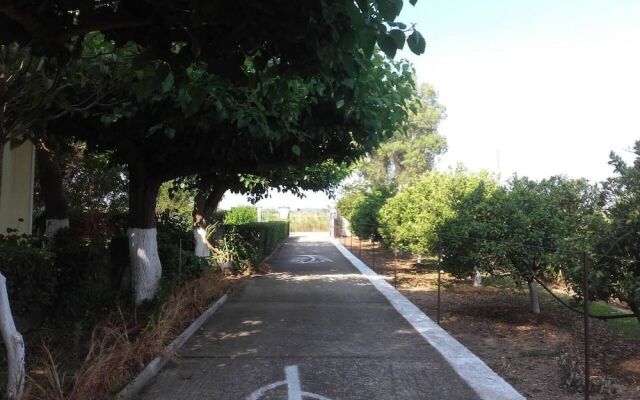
[25,271,233,400]
[289,211,329,232]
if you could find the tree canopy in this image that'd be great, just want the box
[356,83,447,188]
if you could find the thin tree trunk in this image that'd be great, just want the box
[203,186,226,220]
[0,273,25,400]
[36,141,69,239]
[473,266,482,287]
[193,191,209,258]
[192,186,226,258]
[527,278,541,314]
[127,162,162,304]
[629,301,640,325]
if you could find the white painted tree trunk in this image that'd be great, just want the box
[194,227,210,258]
[528,279,541,314]
[0,273,25,400]
[473,266,482,287]
[44,218,69,240]
[127,228,162,305]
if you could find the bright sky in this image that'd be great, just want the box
[221,0,640,210]
[400,0,640,181]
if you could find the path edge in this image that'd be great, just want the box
[115,294,229,400]
[331,239,525,400]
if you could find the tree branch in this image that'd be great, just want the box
[55,17,154,45]
[0,4,48,38]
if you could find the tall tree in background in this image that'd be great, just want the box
[357,83,447,188]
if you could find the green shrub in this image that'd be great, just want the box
[157,208,194,248]
[0,233,56,316]
[351,185,395,240]
[336,189,365,221]
[157,230,209,284]
[0,226,127,319]
[52,227,118,317]
[224,206,257,225]
[209,210,228,225]
[210,221,289,271]
[337,185,394,240]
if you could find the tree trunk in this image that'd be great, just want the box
[36,141,69,239]
[629,301,640,325]
[128,228,162,304]
[203,186,226,220]
[0,273,25,400]
[128,163,162,304]
[193,191,209,258]
[473,266,482,287]
[527,278,541,314]
[192,187,226,258]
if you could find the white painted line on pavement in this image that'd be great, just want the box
[247,380,286,400]
[290,255,334,264]
[332,239,525,400]
[247,365,333,400]
[285,365,303,400]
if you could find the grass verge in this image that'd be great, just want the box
[481,275,640,339]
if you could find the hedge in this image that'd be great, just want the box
[210,221,289,270]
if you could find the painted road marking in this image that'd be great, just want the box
[285,365,302,400]
[290,255,333,264]
[247,365,332,400]
[332,238,525,400]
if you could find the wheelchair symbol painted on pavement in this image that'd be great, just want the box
[290,255,333,264]
[247,365,332,400]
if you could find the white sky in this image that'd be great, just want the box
[221,0,640,209]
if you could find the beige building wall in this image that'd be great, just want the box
[0,141,35,235]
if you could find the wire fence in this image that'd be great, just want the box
[332,222,638,400]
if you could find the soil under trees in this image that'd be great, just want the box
[339,235,640,400]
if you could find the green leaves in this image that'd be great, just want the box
[389,29,406,49]
[378,34,398,58]
[339,185,396,240]
[377,0,404,21]
[161,71,174,93]
[407,30,426,55]
[377,28,425,59]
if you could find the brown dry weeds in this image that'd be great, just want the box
[24,271,239,400]
[339,236,640,400]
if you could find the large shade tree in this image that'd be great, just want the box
[35,2,426,304]
[2,3,427,396]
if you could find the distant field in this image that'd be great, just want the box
[289,210,329,232]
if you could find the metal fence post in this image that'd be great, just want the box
[394,250,398,288]
[371,238,375,270]
[583,252,591,400]
[437,250,442,325]
[178,238,182,281]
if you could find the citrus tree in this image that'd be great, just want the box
[378,169,493,255]
[592,143,640,322]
